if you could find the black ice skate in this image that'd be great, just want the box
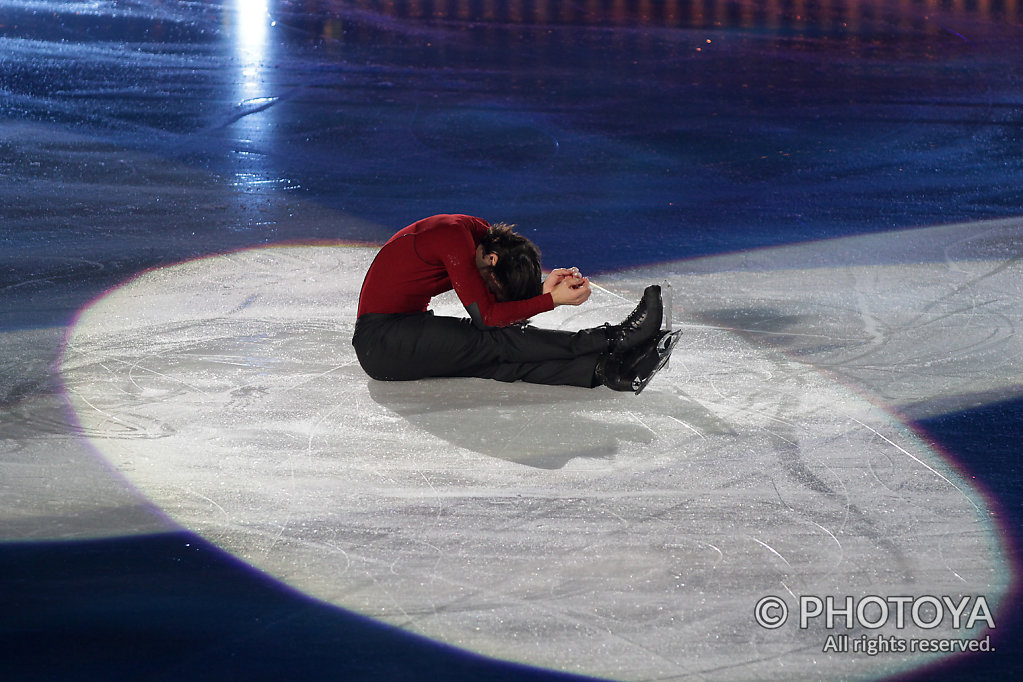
[628,329,683,395]
[593,353,636,392]
[607,285,663,356]
[596,328,682,394]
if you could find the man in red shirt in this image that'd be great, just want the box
[353,214,670,392]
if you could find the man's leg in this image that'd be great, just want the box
[353,312,608,387]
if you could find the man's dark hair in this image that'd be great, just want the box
[479,223,543,302]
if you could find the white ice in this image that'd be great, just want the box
[59,220,1019,681]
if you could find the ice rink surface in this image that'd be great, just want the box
[59,223,1016,680]
[2,1,1023,680]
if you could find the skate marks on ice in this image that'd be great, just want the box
[611,217,1023,423]
[60,227,1012,681]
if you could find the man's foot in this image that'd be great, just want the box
[629,329,682,395]
[607,285,663,356]
[593,353,635,392]
[595,329,682,394]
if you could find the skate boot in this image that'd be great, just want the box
[606,285,663,356]
[593,353,635,392]
[629,329,683,395]
[595,328,682,394]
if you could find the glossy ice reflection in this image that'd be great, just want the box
[226,0,291,216]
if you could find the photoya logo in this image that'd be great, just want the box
[754,595,995,631]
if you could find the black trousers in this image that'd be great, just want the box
[352,312,609,387]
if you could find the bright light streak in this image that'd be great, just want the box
[229,0,288,202]
[234,0,271,89]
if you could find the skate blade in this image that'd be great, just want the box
[632,330,682,395]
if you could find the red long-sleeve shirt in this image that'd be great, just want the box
[356,214,554,328]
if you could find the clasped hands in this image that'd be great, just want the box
[544,266,591,306]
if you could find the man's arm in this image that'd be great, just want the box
[419,216,555,327]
